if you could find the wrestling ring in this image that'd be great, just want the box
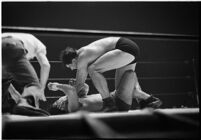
[2,108,199,138]
[2,26,199,139]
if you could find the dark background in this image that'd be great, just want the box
[2,2,199,35]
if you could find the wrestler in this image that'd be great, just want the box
[48,72,162,114]
[60,37,162,112]
[48,70,138,113]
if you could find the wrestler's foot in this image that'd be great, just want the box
[139,95,162,109]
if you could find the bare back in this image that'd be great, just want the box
[77,37,120,65]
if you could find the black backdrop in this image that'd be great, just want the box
[2,2,199,35]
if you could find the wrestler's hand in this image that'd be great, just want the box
[48,82,60,91]
[68,78,76,86]
[78,83,89,97]
[32,88,46,103]
[22,86,45,108]
[39,90,47,102]
[52,96,68,111]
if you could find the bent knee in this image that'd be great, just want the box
[88,64,103,75]
[88,64,95,75]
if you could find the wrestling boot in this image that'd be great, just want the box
[12,95,50,116]
[101,97,118,112]
[139,95,162,109]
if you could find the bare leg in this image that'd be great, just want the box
[115,63,136,89]
[115,64,150,102]
[131,73,162,109]
[132,72,151,102]
[115,64,155,104]
[115,70,136,106]
[88,49,135,99]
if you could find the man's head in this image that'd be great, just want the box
[60,47,78,70]
[2,36,26,63]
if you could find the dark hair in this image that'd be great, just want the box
[60,47,77,65]
[2,37,26,60]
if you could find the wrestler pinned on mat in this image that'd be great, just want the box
[2,33,50,116]
[59,37,162,112]
[48,69,158,113]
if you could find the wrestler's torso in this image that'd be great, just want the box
[2,33,46,60]
[77,37,120,65]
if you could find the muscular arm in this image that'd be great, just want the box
[75,55,89,97]
[36,52,50,90]
[35,52,50,101]
[48,82,80,112]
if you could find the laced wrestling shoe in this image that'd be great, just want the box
[139,95,162,109]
